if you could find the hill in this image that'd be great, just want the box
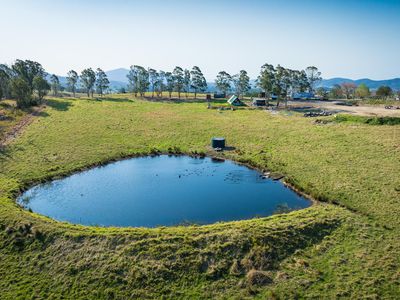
[319,77,400,90]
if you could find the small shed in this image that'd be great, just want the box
[227,95,243,106]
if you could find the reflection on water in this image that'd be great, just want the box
[18,155,311,227]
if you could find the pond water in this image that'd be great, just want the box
[18,155,311,227]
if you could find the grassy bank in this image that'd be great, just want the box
[0,96,399,298]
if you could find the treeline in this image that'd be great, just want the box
[322,83,398,100]
[123,64,322,104]
[0,60,110,108]
[125,65,207,99]
[256,65,321,105]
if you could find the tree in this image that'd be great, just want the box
[33,76,50,101]
[329,84,343,99]
[126,65,149,97]
[137,66,149,97]
[127,66,139,96]
[215,71,231,96]
[50,74,60,96]
[298,70,310,93]
[273,65,291,107]
[95,68,109,96]
[355,83,370,99]
[0,64,13,99]
[156,71,165,97]
[257,64,275,102]
[148,68,158,98]
[11,60,45,93]
[190,66,207,99]
[172,66,184,99]
[67,70,79,97]
[164,72,174,99]
[376,86,392,99]
[341,82,357,99]
[305,66,321,93]
[183,69,191,99]
[80,68,96,97]
[316,87,328,100]
[10,77,31,108]
[232,70,251,99]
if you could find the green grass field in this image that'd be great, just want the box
[0,95,399,299]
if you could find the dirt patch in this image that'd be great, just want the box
[288,100,400,117]
[0,105,44,148]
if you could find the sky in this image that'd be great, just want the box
[1,0,399,80]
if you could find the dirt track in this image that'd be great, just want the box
[0,105,44,148]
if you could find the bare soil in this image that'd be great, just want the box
[287,100,400,117]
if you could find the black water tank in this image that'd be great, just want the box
[211,137,225,149]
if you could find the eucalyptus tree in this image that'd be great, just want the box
[11,59,46,93]
[95,68,110,96]
[273,65,286,107]
[305,66,321,93]
[156,71,165,97]
[127,65,149,97]
[8,60,47,106]
[148,68,158,98]
[50,74,60,96]
[172,66,184,99]
[137,66,149,97]
[232,70,251,99]
[80,68,96,97]
[190,66,207,99]
[10,77,31,108]
[257,63,275,103]
[298,70,309,92]
[0,64,13,99]
[66,70,79,97]
[33,76,50,101]
[127,66,139,96]
[215,71,232,96]
[164,72,174,99]
[183,69,191,99]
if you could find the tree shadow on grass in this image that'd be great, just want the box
[143,97,227,105]
[45,98,74,112]
[87,97,134,103]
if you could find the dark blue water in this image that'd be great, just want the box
[18,156,310,227]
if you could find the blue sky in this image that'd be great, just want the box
[1,0,399,80]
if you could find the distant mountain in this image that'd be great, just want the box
[319,78,400,90]
[106,68,130,83]
[52,73,127,92]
